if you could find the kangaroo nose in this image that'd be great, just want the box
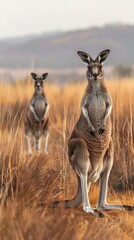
[93,73,98,77]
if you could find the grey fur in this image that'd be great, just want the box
[24,72,49,154]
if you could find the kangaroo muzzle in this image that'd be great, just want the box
[92,67,99,78]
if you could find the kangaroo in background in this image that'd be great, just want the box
[24,72,49,154]
[52,50,134,217]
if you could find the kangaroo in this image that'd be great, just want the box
[52,50,134,217]
[24,72,49,154]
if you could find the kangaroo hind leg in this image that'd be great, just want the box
[34,136,40,152]
[97,140,134,211]
[43,119,49,154]
[70,139,104,217]
[25,133,32,154]
[78,172,104,217]
[24,122,32,154]
[44,130,49,154]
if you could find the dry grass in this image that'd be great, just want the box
[0,79,134,240]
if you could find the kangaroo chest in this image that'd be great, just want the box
[88,92,106,127]
[34,96,46,119]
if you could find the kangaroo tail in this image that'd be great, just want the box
[43,175,82,208]
[53,175,82,208]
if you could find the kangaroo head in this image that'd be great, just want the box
[77,49,110,81]
[31,72,48,91]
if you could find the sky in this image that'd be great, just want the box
[1,0,134,38]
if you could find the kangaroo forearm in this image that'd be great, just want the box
[42,104,49,119]
[30,105,39,121]
[82,106,93,127]
[45,104,49,115]
[103,105,112,124]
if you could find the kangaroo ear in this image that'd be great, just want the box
[77,51,93,64]
[31,72,37,80]
[97,49,110,64]
[41,73,48,80]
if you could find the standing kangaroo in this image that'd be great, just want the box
[52,50,133,217]
[24,72,49,154]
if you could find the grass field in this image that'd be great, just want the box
[0,79,134,240]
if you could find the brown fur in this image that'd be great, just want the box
[51,50,134,216]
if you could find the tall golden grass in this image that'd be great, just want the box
[0,79,134,240]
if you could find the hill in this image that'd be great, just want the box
[0,24,134,68]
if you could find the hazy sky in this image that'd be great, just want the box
[1,0,134,38]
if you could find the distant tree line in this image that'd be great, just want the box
[113,65,134,78]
